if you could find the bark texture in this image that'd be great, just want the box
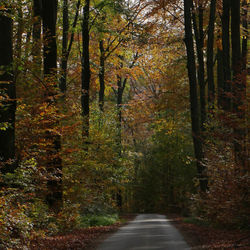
[42,0,57,75]
[192,3,206,129]
[231,0,246,168]
[59,0,81,93]
[42,0,62,212]
[207,0,216,107]
[184,0,207,192]
[32,0,42,72]
[217,48,224,107]
[221,0,231,111]
[0,8,16,174]
[59,0,69,93]
[81,0,91,139]
[99,40,105,111]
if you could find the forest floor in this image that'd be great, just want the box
[30,214,136,250]
[30,225,120,250]
[30,214,250,249]
[168,214,250,249]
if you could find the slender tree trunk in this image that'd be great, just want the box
[32,0,42,74]
[198,5,206,127]
[217,48,224,107]
[231,0,246,168]
[221,0,231,111]
[242,0,248,169]
[242,1,248,69]
[231,0,242,111]
[116,75,127,210]
[99,40,105,112]
[192,4,206,129]
[15,0,24,75]
[23,28,32,77]
[116,67,127,211]
[117,76,127,154]
[116,52,137,153]
[0,7,16,174]
[42,0,62,212]
[184,0,207,192]
[81,0,90,139]
[116,189,122,210]
[59,0,69,93]
[207,0,216,107]
[115,55,136,210]
[59,0,81,94]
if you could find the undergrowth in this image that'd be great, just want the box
[79,214,119,227]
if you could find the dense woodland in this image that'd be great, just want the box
[0,0,249,248]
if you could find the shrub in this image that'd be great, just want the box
[79,214,119,227]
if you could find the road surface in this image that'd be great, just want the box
[97,214,190,250]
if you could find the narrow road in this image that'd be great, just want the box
[97,214,190,250]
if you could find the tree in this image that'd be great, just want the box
[191,1,206,129]
[217,43,224,107]
[207,0,216,107]
[42,0,62,211]
[32,0,42,73]
[81,0,91,139]
[96,0,147,112]
[221,0,231,111]
[99,39,105,111]
[184,0,207,192]
[115,52,139,151]
[14,0,24,81]
[242,0,248,170]
[231,0,247,168]
[60,0,69,94]
[0,4,16,174]
[42,0,57,75]
[60,0,81,94]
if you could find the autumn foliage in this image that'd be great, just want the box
[0,0,249,248]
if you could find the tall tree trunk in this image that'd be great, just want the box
[32,0,42,74]
[192,3,206,129]
[116,53,137,153]
[59,0,81,94]
[217,48,224,107]
[207,0,216,107]
[231,0,242,111]
[231,0,246,168]
[23,28,32,78]
[81,0,90,139]
[42,0,57,75]
[99,40,105,112]
[242,0,248,69]
[59,0,69,93]
[42,0,62,212]
[221,0,231,111]
[0,7,16,174]
[116,75,125,210]
[184,0,207,192]
[15,0,24,81]
[115,52,139,209]
[117,76,127,153]
[242,0,248,169]
[198,5,206,127]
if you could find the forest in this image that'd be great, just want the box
[0,0,249,249]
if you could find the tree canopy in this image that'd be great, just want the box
[0,0,249,248]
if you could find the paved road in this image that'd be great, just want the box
[97,214,190,250]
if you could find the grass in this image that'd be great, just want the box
[79,214,119,227]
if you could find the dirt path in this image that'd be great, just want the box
[96,214,190,250]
